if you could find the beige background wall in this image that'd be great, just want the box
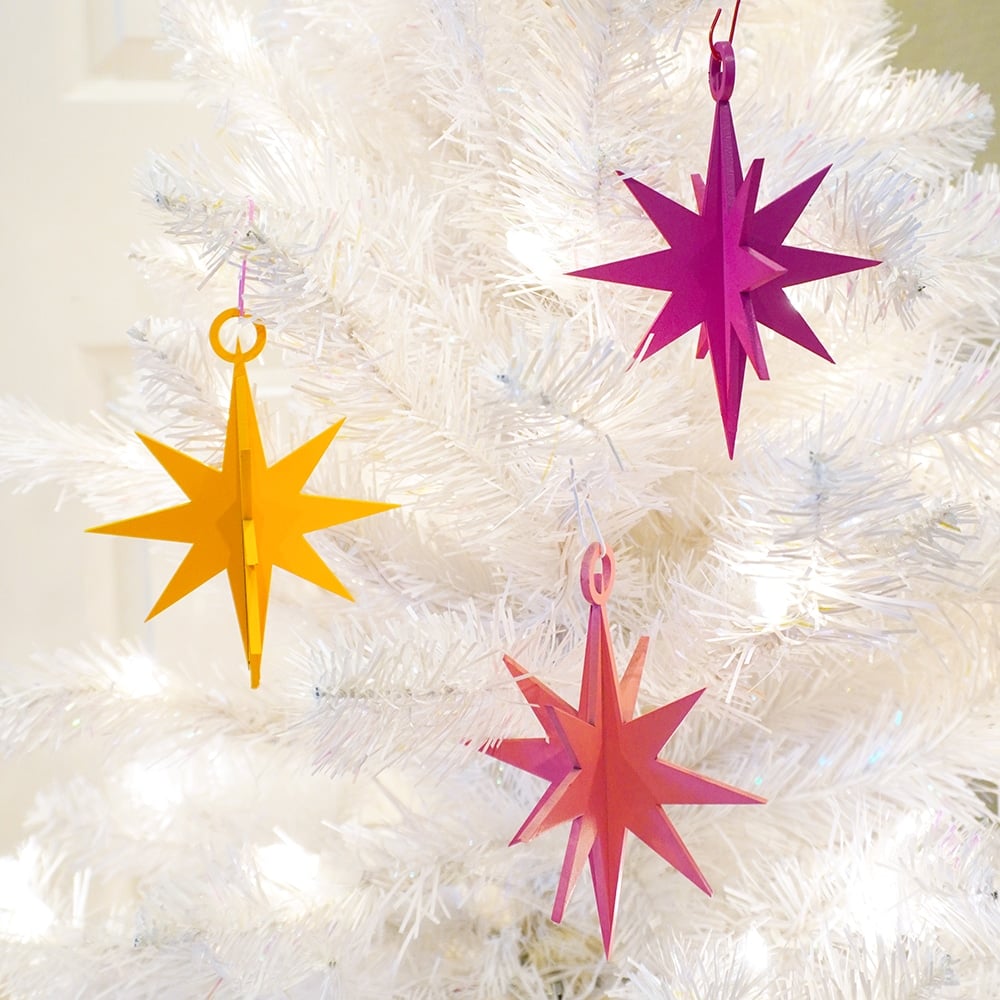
[0,2,213,664]
[0,1,212,850]
[0,0,996,844]
[895,0,1000,162]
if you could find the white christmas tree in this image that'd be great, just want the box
[1,0,999,996]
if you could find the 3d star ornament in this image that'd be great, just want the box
[482,544,765,956]
[90,309,397,688]
[569,35,879,457]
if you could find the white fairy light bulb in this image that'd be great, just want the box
[506,227,561,283]
[742,926,770,974]
[0,856,54,940]
[114,651,164,698]
[754,573,797,624]
[846,865,903,947]
[123,760,184,812]
[255,833,321,908]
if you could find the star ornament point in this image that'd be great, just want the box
[482,545,764,957]
[89,310,397,688]
[569,41,879,457]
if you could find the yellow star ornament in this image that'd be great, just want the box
[90,309,398,688]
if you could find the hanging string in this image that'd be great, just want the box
[237,197,256,316]
[569,459,606,556]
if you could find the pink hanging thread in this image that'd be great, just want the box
[237,197,256,316]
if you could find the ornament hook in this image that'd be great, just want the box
[209,307,267,364]
[569,459,606,556]
[709,0,742,61]
[238,196,256,317]
[580,542,615,606]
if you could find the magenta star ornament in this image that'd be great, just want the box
[569,38,879,457]
[482,544,765,957]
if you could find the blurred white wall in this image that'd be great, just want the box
[0,1,210,663]
[0,0,211,848]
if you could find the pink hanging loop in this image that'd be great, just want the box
[580,542,615,606]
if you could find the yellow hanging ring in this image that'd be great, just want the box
[209,308,267,364]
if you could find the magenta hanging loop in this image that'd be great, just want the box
[709,0,742,61]
[709,39,736,102]
[237,197,256,316]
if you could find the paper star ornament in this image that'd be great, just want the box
[569,40,879,457]
[90,309,397,688]
[482,544,764,956]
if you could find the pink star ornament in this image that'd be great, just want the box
[482,544,765,957]
[569,40,879,457]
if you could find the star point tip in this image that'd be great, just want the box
[503,654,527,675]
